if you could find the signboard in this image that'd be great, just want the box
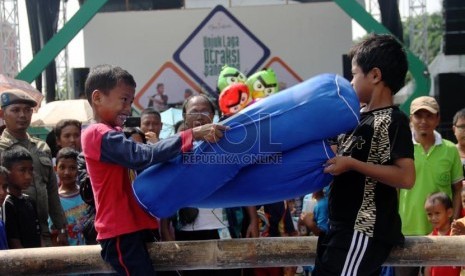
[133,61,200,111]
[173,5,270,95]
[264,57,303,90]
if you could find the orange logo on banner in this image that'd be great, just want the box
[264,57,303,90]
[134,61,201,111]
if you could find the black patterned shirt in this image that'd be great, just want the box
[329,106,414,244]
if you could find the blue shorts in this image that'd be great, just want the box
[100,230,156,276]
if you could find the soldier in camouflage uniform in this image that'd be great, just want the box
[0,90,68,246]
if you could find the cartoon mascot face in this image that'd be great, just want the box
[217,65,247,94]
[246,68,279,100]
[219,83,250,116]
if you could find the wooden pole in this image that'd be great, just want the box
[1,236,465,275]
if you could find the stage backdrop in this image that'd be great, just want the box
[82,2,352,111]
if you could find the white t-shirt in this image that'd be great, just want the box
[180,208,229,231]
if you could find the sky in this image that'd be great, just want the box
[17,0,443,72]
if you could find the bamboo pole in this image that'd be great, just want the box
[1,236,464,275]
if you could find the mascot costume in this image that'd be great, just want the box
[217,65,247,93]
[246,68,279,100]
[218,83,251,117]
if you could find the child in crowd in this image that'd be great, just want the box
[299,189,329,276]
[0,166,9,249]
[46,119,82,160]
[300,189,328,237]
[1,146,42,249]
[81,64,226,275]
[55,119,82,152]
[51,147,88,245]
[424,192,461,276]
[315,34,415,275]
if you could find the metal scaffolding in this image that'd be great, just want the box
[408,0,428,63]
[55,0,69,100]
[0,0,20,77]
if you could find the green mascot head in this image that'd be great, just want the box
[217,65,247,93]
[246,68,279,100]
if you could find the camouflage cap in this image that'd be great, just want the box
[1,90,38,108]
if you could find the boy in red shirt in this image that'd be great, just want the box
[81,65,226,275]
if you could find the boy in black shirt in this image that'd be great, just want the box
[2,146,41,248]
[313,34,415,275]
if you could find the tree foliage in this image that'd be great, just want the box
[402,12,444,65]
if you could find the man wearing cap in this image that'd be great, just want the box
[0,90,68,246]
[397,96,463,274]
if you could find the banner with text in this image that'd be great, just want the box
[173,5,270,96]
